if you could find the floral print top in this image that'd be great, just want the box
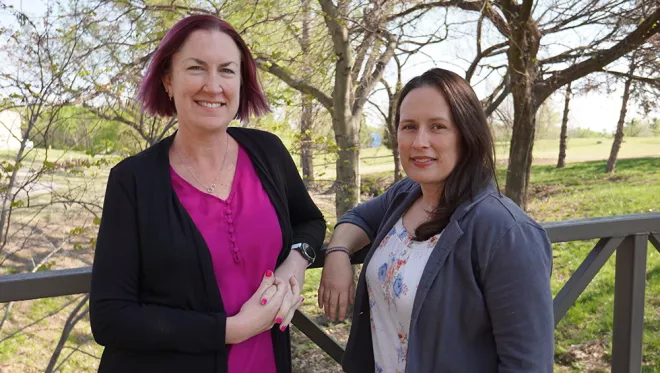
[365,217,441,373]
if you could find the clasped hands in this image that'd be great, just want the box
[233,249,355,344]
[233,262,304,343]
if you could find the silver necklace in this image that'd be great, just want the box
[175,135,230,194]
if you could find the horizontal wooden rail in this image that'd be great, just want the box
[1,212,659,369]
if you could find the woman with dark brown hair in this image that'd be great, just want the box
[319,68,554,373]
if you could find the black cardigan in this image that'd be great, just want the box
[89,128,326,373]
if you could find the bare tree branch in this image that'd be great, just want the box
[0,296,83,344]
[352,32,397,115]
[388,0,510,38]
[482,72,511,117]
[352,32,375,83]
[603,69,660,87]
[467,41,508,82]
[538,7,660,101]
[255,57,333,110]
[45,295,90,373]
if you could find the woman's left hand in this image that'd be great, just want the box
[269,250,308,331]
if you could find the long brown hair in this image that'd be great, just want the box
[395,68,498,240]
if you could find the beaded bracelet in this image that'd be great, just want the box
[324,246,350,257]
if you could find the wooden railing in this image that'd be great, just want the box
[1,213,659,372]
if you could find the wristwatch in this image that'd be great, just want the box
[291,242,316,267]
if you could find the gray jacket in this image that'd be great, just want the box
[338,178,554,373]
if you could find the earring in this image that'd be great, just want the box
[165,88,173,101]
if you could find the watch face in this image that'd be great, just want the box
[305,245,316,260]
[295,243,315,262]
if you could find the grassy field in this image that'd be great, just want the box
[525,158,660,372]
[307,137,660,181]
[503,137,660,163]
[0,143,659,372]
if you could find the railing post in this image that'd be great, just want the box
[611,234,648,373]
[292,310,345,364]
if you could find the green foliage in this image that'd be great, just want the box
[10,200,24,208]
[650,118,660,136]
[35,261,57,272]
[360,173,393,197]
[623,118,658,137]
[569,127,609,138]
[69,227,88,236]
[26,105,124,154]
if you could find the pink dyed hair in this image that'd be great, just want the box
[138,15,270,121]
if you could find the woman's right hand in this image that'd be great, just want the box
[229,271,288,343]
[318,252,355,322]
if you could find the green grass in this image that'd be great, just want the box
[307,137,660,181]
[513,137,660,163]
[301,156,660,372]
[0,328,29,363]
[525,157,660,220]
[523,158,660,371]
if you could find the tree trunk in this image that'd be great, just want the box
[332,46,360,218]
[506,86,538,209]
[392,146,402,182]
[557,82,571,168]
[505,55,539,209]
[503,7,541,209]
[334,114,360,218]
[606,65,635,173]
[299,0,314,187]
[387,96,402,182]
[385,64,403,183]
[300,96,314,186]
[322,0,360,218]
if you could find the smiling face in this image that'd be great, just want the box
[162,29,241,133]
[397,86,462,189]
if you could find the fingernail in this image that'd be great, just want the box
[275,317,283,324]
[301,297,305,302]
[280,325,287,332]
[265,270,273,277]
[261,298,268,305]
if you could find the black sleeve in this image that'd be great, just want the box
[275,137,326,252]
[89,166,226,352]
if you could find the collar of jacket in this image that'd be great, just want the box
[358,179,500,325]
[151,129,293,284]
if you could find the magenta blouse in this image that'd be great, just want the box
[171,144,281,373]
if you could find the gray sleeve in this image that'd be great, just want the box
[484,222,555,373]
[336,178,413,242]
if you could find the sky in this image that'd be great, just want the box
[370,6,656,134]
[1,0,655,134]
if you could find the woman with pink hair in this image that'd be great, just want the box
[89,14,325,373]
